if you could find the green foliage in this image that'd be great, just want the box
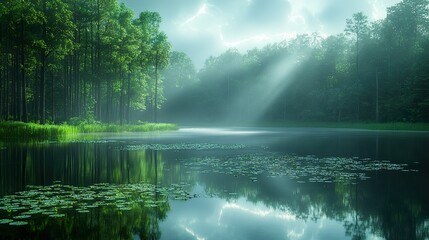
[0,121,78,141]
[0,121,177,141]
[0,0,172,124]
[77,122,177,133]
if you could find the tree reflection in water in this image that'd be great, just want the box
[0,135,428,239]
[0,143,178,239]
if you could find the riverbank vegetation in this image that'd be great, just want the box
[0,121,177,141]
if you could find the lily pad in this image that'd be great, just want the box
[9,221,28,226]
[0,219,13,224]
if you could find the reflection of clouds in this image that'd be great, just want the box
[183,226,206,240]
[218,202,296,225]
[160,195,385,240]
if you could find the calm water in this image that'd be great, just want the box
[1,128,428,240]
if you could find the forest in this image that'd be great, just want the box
[1,0,429,126]
[162,0,429,124]
[0,0,171,125]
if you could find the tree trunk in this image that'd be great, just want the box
[154,50,159,123]
[40,0,47,124]
[40,53,46,124]
[119,70,125,125]
[20,21,28,122]
[14,50,21,121]
[95,0,101,121]
[51,73,55,123]
[126,69,131,124]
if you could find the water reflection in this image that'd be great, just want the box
[0,143,171,195]
[162,197,353,240]
[0,129,428,239]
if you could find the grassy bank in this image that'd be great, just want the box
[0,121,178,141]
[257,122,429,131]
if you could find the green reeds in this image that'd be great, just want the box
[0,121,178,141]
[0,121,78,141]
[77,123,178,133]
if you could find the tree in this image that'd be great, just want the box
[411,40,429,121]
[35,0,75,124]
[345,12,369,120]
[162,51,196,96]
[134,12,171,122]
[345,12,369,76]
[151,32,170,123]
[159,51,197,121]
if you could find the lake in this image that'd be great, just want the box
[1,127,428,239]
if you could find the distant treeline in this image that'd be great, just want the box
[163,0,429,123]
[0,0,171,124]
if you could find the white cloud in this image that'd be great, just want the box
[121,0,402,68]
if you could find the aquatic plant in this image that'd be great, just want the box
[182,153,417,183]
[122,143,246,151]
[0,182,192,226]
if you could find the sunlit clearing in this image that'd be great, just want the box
[223,51,311,123]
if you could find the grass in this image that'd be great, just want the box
[77,123,178,133]
[256,121,429,131]
[0,121,178,141]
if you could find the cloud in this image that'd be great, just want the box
[243,0,291,28]
[120,0,401,68]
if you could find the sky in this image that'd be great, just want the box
[120,0,401,69]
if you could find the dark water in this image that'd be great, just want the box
[1,128,429,240]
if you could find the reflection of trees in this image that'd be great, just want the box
[197,171,429,240]
[0,143,172,193]
[0,201,170,239]
[0,142,199,194]
[2,141,428,239]
[0,143,176,239]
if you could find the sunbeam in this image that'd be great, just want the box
[222,50,312,123]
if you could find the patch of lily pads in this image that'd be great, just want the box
[0,182,193,226]
[183,153,417,183]
[121,143,247,151]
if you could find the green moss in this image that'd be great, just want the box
[0,121,178,141]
